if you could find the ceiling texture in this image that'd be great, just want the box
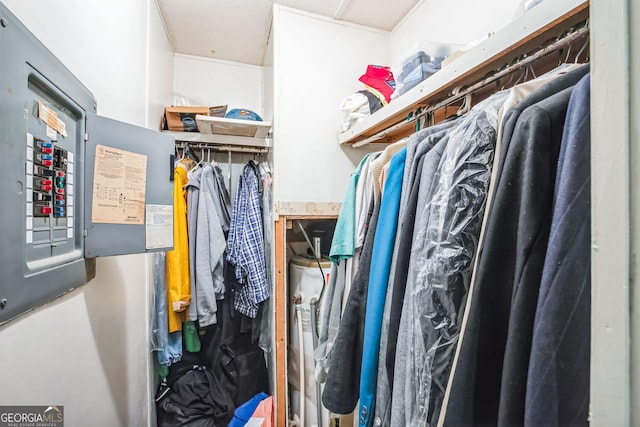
[156,0,420,65]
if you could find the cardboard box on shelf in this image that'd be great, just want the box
[162,106,210,132]
[208,105,228,117]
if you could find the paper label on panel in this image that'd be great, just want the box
[68,173,74,185]
[91,144,147,225]
[26,230,33,244]
[26,146,33,161]
[68,163,74,174]
[26,175,33,189]
[67,228,73,239]
[145,204,173,249]
[26,202,32,216]
[26,133,34,147]
[67,196,73,208]
[26,217,33,230]
[68,152,74,163]
[68,184,73,196]
[57,117,67,137]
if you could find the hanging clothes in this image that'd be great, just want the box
[374,119,458,426]
[390,92,506,427]
[186,162,231,328]
[316,153,377,384]
[440,64,589,426]
[322,193,381,414]
[154,252,183,367]
[525,73,591,426]
[330,154,370,263]
[227,161,269,318]
[358,147,406,427]
[167,163,191,333]
[254,161,274,352]
[370,140,408,199]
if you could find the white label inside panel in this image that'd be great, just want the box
[26,230,33,244]
[26,175,33,189]
[26,133,34,147]
[67,196,73,207]
[145,204,173,249]
[46,125,57,140]
[26,202,32,216]
[26,188,32,203]
[67,218,73,227]
[26,217,33,230]
[68,152,74,163]
[68,173,74,185]
[27,160,33,174]
[68,163,74,174]
[67,184,73,196]
[26,146,33,161]
[67,228,73,239]
[67,206,73,216]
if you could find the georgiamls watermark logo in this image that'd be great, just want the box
[0,406,63,427]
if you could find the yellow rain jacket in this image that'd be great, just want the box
[167,164,191,332]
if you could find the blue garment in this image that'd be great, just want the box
[525,74,591,426]
[330,154,370,263]
[154,251,183,366]
[228,392,269,427]
[358,148,406,427]
[227,162,269,317]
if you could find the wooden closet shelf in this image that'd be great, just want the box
[339,0,589,147]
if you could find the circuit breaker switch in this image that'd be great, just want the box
[35,140,53,149]
[35,206,52,215]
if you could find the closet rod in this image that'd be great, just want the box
[178,142,269,154]
[352,23,590,149]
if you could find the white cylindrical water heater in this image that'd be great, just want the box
[288,255,331,427]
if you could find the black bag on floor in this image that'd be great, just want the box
[156,365,235,427]
[217,343,270,406]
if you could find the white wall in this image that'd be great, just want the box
[391,0,520,67]
[272,6,389,204]
[0,1,173,426]
[173,54,263,116]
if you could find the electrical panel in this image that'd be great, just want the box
[0,2,174,325]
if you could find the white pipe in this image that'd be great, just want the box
[295,303,306,427]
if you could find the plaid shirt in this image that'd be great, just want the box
[227,162,269,317]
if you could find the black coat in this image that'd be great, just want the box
[442,65,589,426]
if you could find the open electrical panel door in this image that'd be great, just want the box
[0,2,174,325]
[84,113,174,258]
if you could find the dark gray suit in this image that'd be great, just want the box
[524,73,591,427]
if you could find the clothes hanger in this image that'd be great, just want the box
[457,93,473,116]
[513,65,528,86]
[500,71,516,91]
[563,43,573,63]
[527,63,537,79]
[227,150,232,192]
[574,36,589,63]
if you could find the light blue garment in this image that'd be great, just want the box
[153,251,183,366]
[329,154,370,263]
[358,148,406,427]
